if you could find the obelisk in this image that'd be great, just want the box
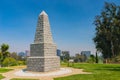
[27,11,60,72]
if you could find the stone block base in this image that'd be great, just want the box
[27,56,60,72]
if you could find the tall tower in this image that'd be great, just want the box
[27,11,60,72]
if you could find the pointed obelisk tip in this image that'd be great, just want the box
[40,10,48,16]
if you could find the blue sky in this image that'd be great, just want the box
[0,0,119,56]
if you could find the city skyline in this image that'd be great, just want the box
[0,0,119,56]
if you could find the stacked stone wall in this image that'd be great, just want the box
[27,56,60,72]
[27,11,60,72]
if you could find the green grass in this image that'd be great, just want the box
[55,63,120,80]
[0,68,13,73]
[0,74,5,79]
[10,78,39,80]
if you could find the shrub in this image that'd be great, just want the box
[18,61,26,65]
[2,57,17,67]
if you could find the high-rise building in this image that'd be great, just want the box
[18,52,27,57]
[25,50,30,57]
[57,49,61,56]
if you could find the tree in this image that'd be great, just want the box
[95,51,98,63]
[81,54,87,62]
[87,55,95,63]
[10,52,18,60]
[74,53,82,62]
[2,57,17,67]
[62,51,70,62]
[93,2,120,61]
[0,44,10,66]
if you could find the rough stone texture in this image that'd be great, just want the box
[27,56,60,72]
[34,11,53,44]
[30,43,57,57]
[27,11,60,72]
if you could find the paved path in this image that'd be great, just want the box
[2,67,90,80]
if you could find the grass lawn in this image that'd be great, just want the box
[0,68,13,73]
[0,74,5,79]
[10,78,39,80]
[9,65,26,69]
[0,67,13,79]
[54,63,120,80]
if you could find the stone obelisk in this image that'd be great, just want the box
[27,11,60,72]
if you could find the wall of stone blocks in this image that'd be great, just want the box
[44,56,60,72]
[30,43,57,57]
[27,57,44,72]
[27,11,60,72]
[27,56,60,72]
[44,43,57,56]
[30,43,44,56]
[34,15,53,44]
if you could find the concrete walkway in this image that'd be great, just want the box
[2,67,90,80]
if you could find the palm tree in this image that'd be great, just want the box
[0,44,10,66]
